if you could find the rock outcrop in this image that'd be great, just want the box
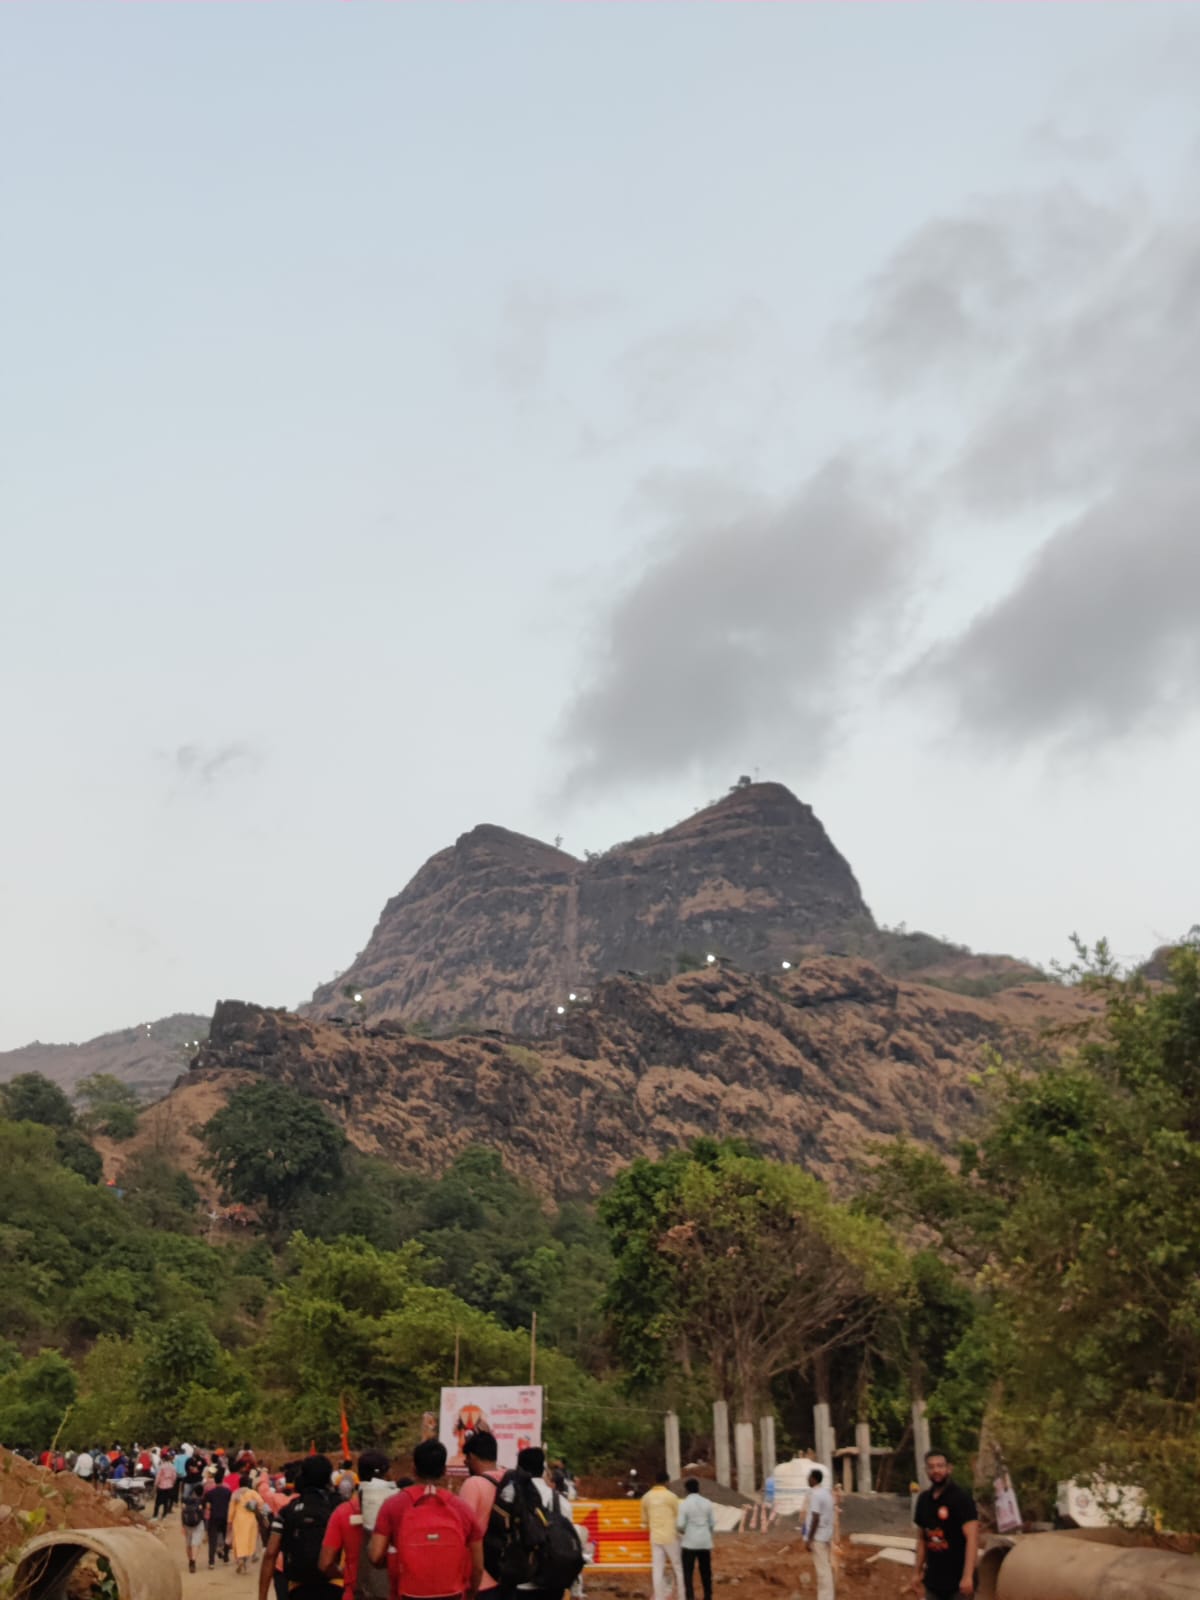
[184,956,1099,1198]
[307,782,876,1035]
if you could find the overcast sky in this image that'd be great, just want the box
[3,6,1198,1048]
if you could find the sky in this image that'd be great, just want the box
[3,5,1199,1048]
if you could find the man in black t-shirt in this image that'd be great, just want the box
[911,1451,978,1599]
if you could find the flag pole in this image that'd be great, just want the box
[530,1311,538,1385]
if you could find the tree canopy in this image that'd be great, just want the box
[202,1081,347,1223]
[602,1138,909,1418]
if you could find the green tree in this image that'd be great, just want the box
[76,1073,142,1140]
[870,940,1200,1524]
[55,1126,103,1183]
[1,1072,75,1129]
[202,1082,346,1224]
[0,1349,77,1446]
[603,1140,909,1418]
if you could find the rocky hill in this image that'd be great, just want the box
[159,955,1098,1199]
[305,781,1013,1037]
[0,1012,209,1102]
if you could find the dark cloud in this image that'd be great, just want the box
[557,460,913,794]
[858,182,1200,745]
[905,473,1200,746]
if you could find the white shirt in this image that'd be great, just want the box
[75,1453,94,1479]
[804,1485,835,1544]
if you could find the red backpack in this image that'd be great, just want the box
[396,1484,471,1599]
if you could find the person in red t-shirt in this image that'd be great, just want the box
[368,1442,483,1600]
[320,1450,393,1596]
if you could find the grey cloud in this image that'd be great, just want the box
[167,741,259,789]
[857,180,1200,745]
[906,473,1200,745]
[557,461,913,794]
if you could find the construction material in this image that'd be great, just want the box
[13,1526,180,1600]
[980,1531,1200,1600]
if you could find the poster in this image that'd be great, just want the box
[439,1385,543,1471]
[994,1471,1023,1534]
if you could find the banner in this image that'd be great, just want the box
[439,1385,543,1471]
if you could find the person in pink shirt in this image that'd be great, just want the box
[458,1434,504,1595]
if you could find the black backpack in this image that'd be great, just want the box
[484,1472,584,1595]
[181,1489,205,1529]
[282,1488,337,1584]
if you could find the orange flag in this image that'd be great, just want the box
[340,1396,351,1462]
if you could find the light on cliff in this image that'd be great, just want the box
[556,1005,566,1015]
[568,992,577,1002]
[781,960,792,970]
[706,953,716,965]
[353,992,363,1003]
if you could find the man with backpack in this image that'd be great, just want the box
[458,1434,505,1597]
[319,1450,394,1600]
[367,1441,484,1600]
[259,1454,342,1600]
[488,1447,585,1600]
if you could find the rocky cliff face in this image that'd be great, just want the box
[307,783,875,1035]
[188,957,1098,1197]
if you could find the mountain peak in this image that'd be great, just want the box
[306,784,873,1034]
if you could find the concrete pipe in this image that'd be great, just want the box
[985,1530,1200,1600]
[12,1526,181,1600]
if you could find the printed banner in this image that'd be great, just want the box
[572,1500,651,1569]
[439,1385,543,1472]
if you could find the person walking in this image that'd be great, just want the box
[367,1440,483,1600]
[640,1473,684,1600]
[804,1470,835,1600]
[230,1477,268,1574]
[259,1455,340,1600]
[676,1480,715,1600]
[206,1467,234,1569]
[154,1455,179,1520]
[458,1433,505,1599]
[911,1452,978,1600]
[320,1449,393,1600]
[182,1474,208,1575]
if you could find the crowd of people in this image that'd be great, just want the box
[13,1436,979,1600]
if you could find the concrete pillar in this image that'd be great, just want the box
[665,1411,681,1484]
[713,1399,731,1489]
[759,1415,777,1483]
[841,1455,853,1492]
[855,1421,873,1494]
[813,1402,835,1471]
[735,1421,756,1497]
[913,1399,932,1489]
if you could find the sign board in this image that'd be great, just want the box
[439,1386,543,1472]
[993,1471,1022,1534]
